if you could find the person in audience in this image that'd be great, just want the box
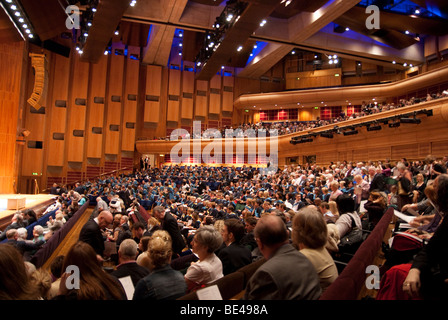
[403,174,448,299]
[292,206,338,293]
[240,216,258,252]
[0,244,41,300]
[133,230,187,300]
[78,210,113,258]
[244,215,321,300]
[47,212,66,233]
[54,241,126,300]
[217,218,252,275]
[110,239,150,288]
[184,225,224,293]
[23,209,37,227]
[363,191,387,229]
[0,213,25,241]
[153,205,186,257]
[334,194,362,239]
[5,228,45,257]
[30,268,53,300]
[48,255,65,299]
[95,196,109,214]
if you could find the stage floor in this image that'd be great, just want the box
[0,194,56,220]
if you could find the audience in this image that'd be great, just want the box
[184,225,224,293]
[133,230,187,300]
[0,244,41,300]
[53,241,126,300]
[292,206,338,293]
[110,239,150,288]
[244,215,322,300]
[217,218,252,275]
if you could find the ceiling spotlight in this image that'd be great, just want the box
[403,63,407,67]
[329,60,334,64]
[10,4,17,10]
[226,14,233,22]
[415,8,420,14]
[237,45,243,52]
[392,60,396,64]
[291,50,295,54]
[260,19,267,27]
[333,59,339,64]
[92,7,97,12]
[405,30,410,34]
[115,30,119,35]
[345,27,350,31]
[104,50,109,55]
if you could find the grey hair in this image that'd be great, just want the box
[194,225,223,253]
[118,239,138,259]
[33,225,44,235]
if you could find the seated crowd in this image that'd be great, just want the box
[152,90,448,140]
[1,153,448,300]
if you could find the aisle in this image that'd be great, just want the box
[41,207,94,270]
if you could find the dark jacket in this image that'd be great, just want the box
[217,242,252,275]
[111,261,150,287]
[78,219,105,256]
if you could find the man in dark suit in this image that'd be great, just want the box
[78,210,113,257]
[111,239,150,288]
[217,218,252,275]
[244,215,321,300]
[152,206,185,257]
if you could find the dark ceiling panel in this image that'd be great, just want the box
[270,0,330,19]
[19,0,68,41]
[0,5,22,42]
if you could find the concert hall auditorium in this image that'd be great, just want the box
[1,0,448,306]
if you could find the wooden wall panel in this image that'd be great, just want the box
[67,54,89,162]
[86,56,108,159]
[209,74,221,115]
[195,79,208,118]
[167,69,181,123]
[0,42,24,193]
[222,76,234,113]
[181,70,194,119]
[47,54,70,166]
[121,46,139,152]
[105,45,125,155]
[145,65,162,123]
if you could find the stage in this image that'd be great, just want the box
[0,194,57,230]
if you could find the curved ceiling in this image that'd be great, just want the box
[0,0,447,80]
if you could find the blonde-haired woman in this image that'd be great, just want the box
[133,230,187,300]
[292,206,338,293]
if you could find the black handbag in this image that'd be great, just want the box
[339,214,364,249]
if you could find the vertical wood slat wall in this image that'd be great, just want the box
[0,42,25,193]
[18,45,239,190]
[19,46,144,191]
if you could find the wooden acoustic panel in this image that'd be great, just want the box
[86,55,108,159]
[121,46,139,152]
[47,54,69,166]
[105,44,125,155]
[195,79,208,118]
[67,54,89,163]
[181,70,194,120]
[167,68,181,123]
[144,65,162,124]
[209,74,221,115]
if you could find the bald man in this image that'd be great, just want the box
[244,215,321,300]
[78,210,113,257]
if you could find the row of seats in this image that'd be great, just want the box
[173,206,394,300]
[30,202,89,269]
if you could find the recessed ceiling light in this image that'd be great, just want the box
[237,46,243,52]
